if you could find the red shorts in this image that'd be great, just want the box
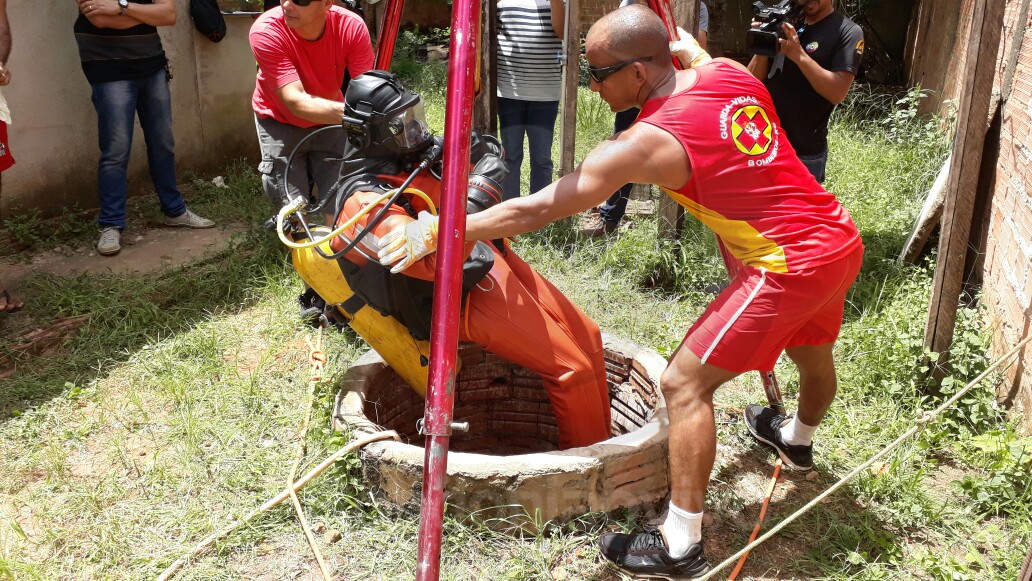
[0,122,14,172]
[685,244,864,373]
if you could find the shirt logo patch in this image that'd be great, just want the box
[731,105,773,156]
[855,39,865,55]
[805,41,819,53]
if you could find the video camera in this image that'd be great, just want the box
[745,0,804,57]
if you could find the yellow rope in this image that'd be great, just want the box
[285,330,333,580]
[156,398,399,581]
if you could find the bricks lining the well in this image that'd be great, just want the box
[335,334,671,525]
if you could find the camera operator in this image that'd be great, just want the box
[747,0,863,183]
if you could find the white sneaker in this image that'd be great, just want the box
[163,208,215,229]
[97,227,121,256]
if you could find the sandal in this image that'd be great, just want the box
[0,289,24,313]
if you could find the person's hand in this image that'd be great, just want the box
[779,22,804,63]
[79,0,120,17]
[0,63,11,87]
[670,27,711,69]
[377,211,439,274]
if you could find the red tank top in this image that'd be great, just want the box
[637,60,861,273]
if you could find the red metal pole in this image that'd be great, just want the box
[648,0,785,414]
[374,0,405,70]
[415,0,480,577]
[647,0,682,69]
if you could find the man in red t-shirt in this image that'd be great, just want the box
[249,0,373,214]
[378,6,862,577]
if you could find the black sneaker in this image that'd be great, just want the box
[744,404,813,470]
[598,529,710,580]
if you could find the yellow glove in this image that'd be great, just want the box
[377,211,440,274]
[671,27,712,69]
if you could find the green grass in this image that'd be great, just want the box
[0,64,1029,580]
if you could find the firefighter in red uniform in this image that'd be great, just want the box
[377,7,865,577]
[322,71,611,450]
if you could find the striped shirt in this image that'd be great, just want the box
[497,0,563,101]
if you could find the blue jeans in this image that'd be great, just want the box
[91,68,186,229]
[798,149,828,184]
[598,107,640,226]
[497,97,559,200]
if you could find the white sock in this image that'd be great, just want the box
[662,502,703,558]
[780,415,818,446]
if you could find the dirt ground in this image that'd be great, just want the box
[1,224,247,293]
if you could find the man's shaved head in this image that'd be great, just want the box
[586,5,671,62]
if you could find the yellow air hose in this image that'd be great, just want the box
[276,187,438,250]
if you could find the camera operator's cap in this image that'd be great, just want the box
[343,70,432,155]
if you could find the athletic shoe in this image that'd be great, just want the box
[598,529,710,579]
[163,208,215,229]
[744,404,813,470]
[97,227,121,256]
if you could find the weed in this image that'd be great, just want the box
[2,207,47,250]
[576,90,611,132]
[953,427,1032,518]
[2,205,94,253]
[1,64,1029,581]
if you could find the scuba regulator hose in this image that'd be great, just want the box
[273,125,438,259]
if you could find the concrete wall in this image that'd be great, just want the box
[0,2,260,220]
[983,0,1032,426]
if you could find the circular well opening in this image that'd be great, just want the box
[334,334,671,523]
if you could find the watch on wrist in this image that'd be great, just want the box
[118,0,129,15]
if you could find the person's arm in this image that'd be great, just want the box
[778,22,855,105]
[466,122,690,240]
[250,29,349,126]
[276,81,348,126]
[0,0,10,86]
[78,0,177,29]
[378,121,691,270]
[747,54,771,80]
[549,0,565,38]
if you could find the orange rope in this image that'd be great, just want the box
[307,334,327,382]
[712,401,780,579]
[728,458,783,580]
[714,402,744,414]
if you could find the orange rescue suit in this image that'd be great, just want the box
[330,171,611,449]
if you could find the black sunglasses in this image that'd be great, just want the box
[587,57,653,84]
[287,0,317,6]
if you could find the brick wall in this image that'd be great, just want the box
[983,1,1032,427]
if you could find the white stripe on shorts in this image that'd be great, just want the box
[700,268,768,365]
